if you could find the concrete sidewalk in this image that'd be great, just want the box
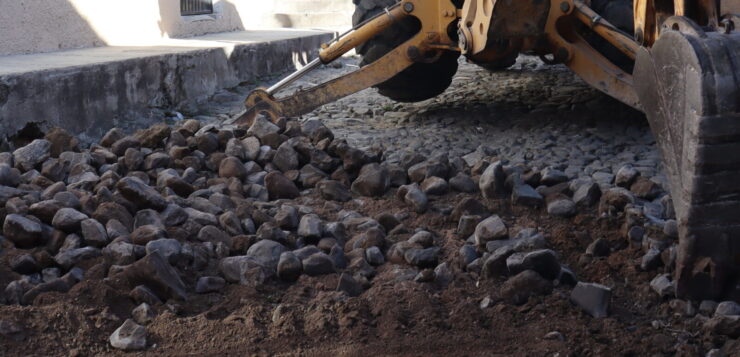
[0,29,333,144]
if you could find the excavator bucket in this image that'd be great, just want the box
[633,23,740,300]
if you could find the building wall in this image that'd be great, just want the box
[0,0,352,56]
[724,0,740,14]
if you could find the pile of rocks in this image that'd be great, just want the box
[0,116,471,349]
[0,109,732,351]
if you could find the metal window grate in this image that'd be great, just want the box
[181,0,213,16]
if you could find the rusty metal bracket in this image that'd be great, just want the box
[543,0,641,109]
[572,0,639,60]
[239,32,424,124]
[232,0,459,126]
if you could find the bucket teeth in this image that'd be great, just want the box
[634,28,740,300]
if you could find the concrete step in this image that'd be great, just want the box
[0,29,333,142]
[264,11,354,29]
[271,0,355,14]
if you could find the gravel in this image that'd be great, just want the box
[0,55,712,355]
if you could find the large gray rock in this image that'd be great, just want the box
[703,315,740,338]
[512,184,544,207]
[54,247,101,269]
[52,208,88,232]
[184,207,218,226]
[277,252,302,281]
[449,173,477,193]
[219,256,267,283]
[506,249,560,280]
[365,246,385,266]
[242,137,261,161]
[273,142,299,172]
[132,303,155,325]
[21,270,81,305]
[3,214,42,248]
[297,214,322,239]
[540,167,568,186]
[650,274,676,298]
[317,180,352,202]
[479,161,505,199]
[0,165,21,187]
[110,319,146,351]
[116,177,167,210]
[404,247,440,268]
[570,282,612,318]
[161,204,188,227]
[457,215,482,237]
[13,139,50,171]
[103,241,137,265]
[573,181,602,207]
[157,170,194,197]
[264,172,299,200]
[247,115,280,139]
[420,176,449,195]
[131,225,167,245]
[246,239,286,268]
[715,301,740,317]
[482,246,515,278]
[474,215,507,246]
[145,239,182,265]
[500,270,553,305]
[302,252,336,276]
[399,183,428,213]
[547,199,576,217]
[336,272,363,297]
[80,218,108,247]
[10,254,39,275]
[615,165,640,188]
[224,138,247,160]
[114,252,187,301]
[351,163,390,197]
[195,276,226,294]
[218,157,248,180]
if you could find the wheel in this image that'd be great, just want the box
[474,51,518,72]
[352,0,460,102]
[587,0,635,71]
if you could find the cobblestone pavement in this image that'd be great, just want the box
[196,55,664,195]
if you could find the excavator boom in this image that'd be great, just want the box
[236,0,740,300]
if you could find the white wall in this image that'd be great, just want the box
[0,0,276,56]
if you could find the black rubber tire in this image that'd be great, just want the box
[588,0,635,71]
[474,51,518,72]
[352,0,460,102]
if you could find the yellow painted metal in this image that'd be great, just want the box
[236,0,459,125]
[573,0,639,59]
[238,0,728,126]
[544,0,641,109]
[318,4,409,63]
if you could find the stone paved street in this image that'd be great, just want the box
[197,55,664,197]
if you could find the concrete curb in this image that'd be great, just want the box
[0,30,333,144]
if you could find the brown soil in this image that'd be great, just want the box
[0,190,734,356]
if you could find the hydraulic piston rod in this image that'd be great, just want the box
[264,3,408,96]
[266,58,322,95]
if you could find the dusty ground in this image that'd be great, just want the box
[3,195,728,356]
[1,57,738,357]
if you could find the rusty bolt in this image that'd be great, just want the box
[407,46,422,61]
[403,2,414,13]
[560,2,570,12]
